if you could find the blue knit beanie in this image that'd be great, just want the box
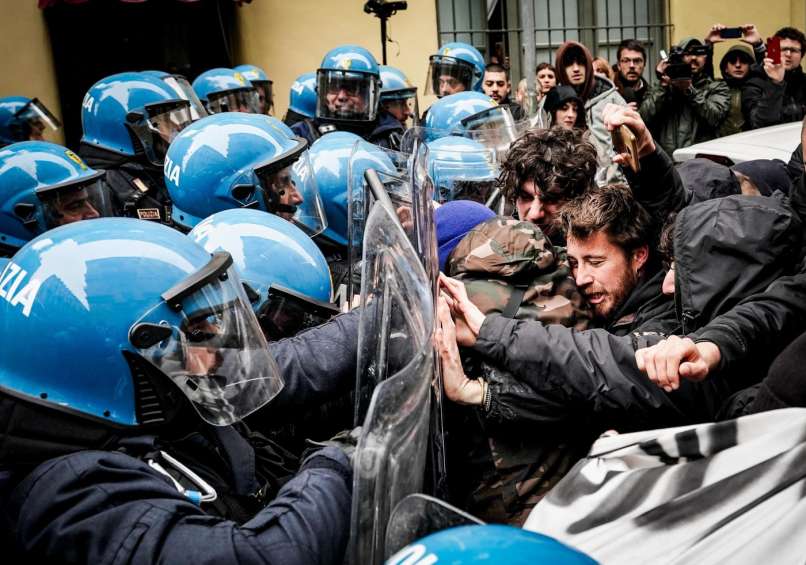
[435,200,495,272]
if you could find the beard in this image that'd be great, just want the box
[587,267,640,324]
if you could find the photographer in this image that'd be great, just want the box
[640,37,730,155]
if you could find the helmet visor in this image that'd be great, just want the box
[15,98,62,141]
[256,284,339,341]
[432,161,498,204]
[131,253,284,427]
[161,75,209,121]
[255,148,328,237]
[425,56,474,96]
[36,174,114,229]
[316,70,380,122]
[250,79,275,115]
[207,88,261,114]
[381,93,419,127]
[144,100,194,162]
[461,106,528,160]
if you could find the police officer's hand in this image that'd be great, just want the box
[435,296,484,406]
[602,103,656,160]
[438,274,485,345]
[634,336,722,392]
[305,427,362,464]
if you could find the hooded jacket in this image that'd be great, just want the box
[718,43,756,136]
[555,42,628,174]
[471,195,801,433]
[742,62,806,129]
[640,37,731,155]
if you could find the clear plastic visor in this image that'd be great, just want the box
[131,260,283,426]
[161,76,209,121]
[461,106,529,160]
[255,149,328,237]
[381,93,419,127]
[432,162,498,204]
[145,101,194,161]
[36,176,114,229]
[207,88,261,114]
[15,98,62,140]
[316,70,380,122]
[250,79,275,115]
[425,56,474,96]
[255,284,339,341]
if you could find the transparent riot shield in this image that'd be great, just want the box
[350,201,436,565]
[346,141,409,306]
[385,493,485,557]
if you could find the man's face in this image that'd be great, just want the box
[254,83,273,115]
[555,101,578,129]
[537,68,557,93]
[618,49,645,83]
[515,180,564,235]
[725,55,750,79]
[382,98,414,125]
[565,61,586,86]
[683,52,707,76]
[326,81,367,115]
[568,231,647,322]
[482,71,510,103]
[50,188,101,226]
[439,75,466,97]
[780,38,804,71]
[268,165,303,221]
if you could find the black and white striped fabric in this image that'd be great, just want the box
[524,408,806,564]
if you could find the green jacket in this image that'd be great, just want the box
[640,74,730,156]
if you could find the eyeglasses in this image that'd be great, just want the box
[781,47,802,54]
[619,57,644,65]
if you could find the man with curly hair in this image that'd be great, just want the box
[499,126,598,242]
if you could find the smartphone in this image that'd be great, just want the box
[767,36,782,64]
[611,125,640,174]
[659,49,668,60]
[719,27,743,39]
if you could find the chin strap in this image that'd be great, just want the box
[147,450,218,506]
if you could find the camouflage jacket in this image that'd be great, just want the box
[445,218,592,525]
[446,217,590,329]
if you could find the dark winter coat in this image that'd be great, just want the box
[473,195,801,433]
[742,65,806,129]
[0,309,362,564]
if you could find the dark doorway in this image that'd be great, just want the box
[44,0,238,149]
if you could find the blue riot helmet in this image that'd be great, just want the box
[316,45,382,125]
[81,72,194,167]
[0,96,62,147]
[0,218,284,428]
[142,70,209,121]
[192,68,261,115]
[422,91,498,139]
[308,131,396,246]
[234,64,274,115]
[165,112,327,236]
[0,141,112,253]
[425,42,486,97]
[286,71,318,124]
[426,137,498,203]
[189,208,337,340]
[379,65,419,127]
[386,525,596,565]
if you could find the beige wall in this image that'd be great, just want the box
[0,0,62,144]
[669,0,805,77]
[236,0,439,118]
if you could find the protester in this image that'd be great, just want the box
[482,63,525,120]
[543,85,586,130]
